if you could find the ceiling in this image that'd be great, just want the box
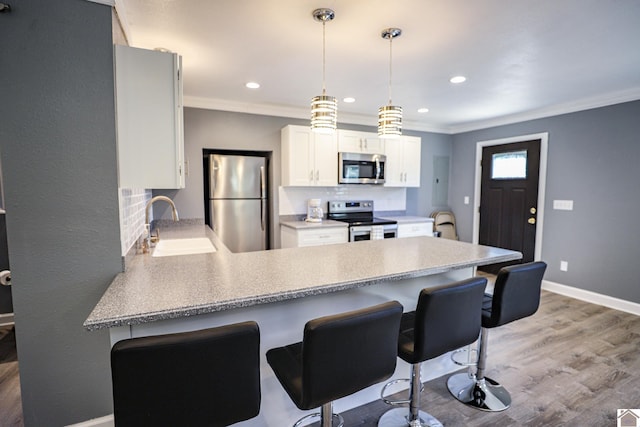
[116,0,640,133]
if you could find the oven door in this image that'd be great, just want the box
[339,152,386,184]
[350,225,397,241]
[350,225,373,242]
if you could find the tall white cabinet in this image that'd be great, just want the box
[114,45,185,189]
[281,125,338,186]
[384,136,422,187]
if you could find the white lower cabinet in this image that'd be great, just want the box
[281,226,348,248]
[396,222,434,238]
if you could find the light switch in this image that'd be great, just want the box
[560,260,568,271]
[464,196,469,205]
[553,200,574,210]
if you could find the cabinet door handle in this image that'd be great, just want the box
[309,170,314,182]
[316,170,320,181]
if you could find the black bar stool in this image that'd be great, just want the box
[378,277,487,427]
[267,301,403,427]
[447,261,547,411]
[111,321,261,427]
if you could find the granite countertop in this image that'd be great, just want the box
[84,224,520,331]
[280,219,348,229]
[378,216,434,223]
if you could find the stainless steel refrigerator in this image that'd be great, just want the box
[208,154,269,253]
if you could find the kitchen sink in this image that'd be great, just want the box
[152,238,216,257]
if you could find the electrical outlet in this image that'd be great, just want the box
[553,200,574,210]
[560,260,568,272]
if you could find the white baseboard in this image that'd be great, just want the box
[542,280,640,316]
[66,415,113,427]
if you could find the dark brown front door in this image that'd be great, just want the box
[478,139,541,274]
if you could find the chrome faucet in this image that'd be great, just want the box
[144,195,179,251]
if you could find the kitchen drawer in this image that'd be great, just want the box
[397,222,433,238]
[281,226,348,248]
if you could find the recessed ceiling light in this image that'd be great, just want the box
[417,107,429,113]
[343,97,356,103]
[450,76,467,84]
[245,82,260,89]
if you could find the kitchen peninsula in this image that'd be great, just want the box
[85,224,520,426]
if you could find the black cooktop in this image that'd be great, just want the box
[327,213,397,227]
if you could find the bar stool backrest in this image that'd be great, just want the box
[300,300,403,409]
[410,277,487,362]
[111,321,261,427]
[484,261,548,328]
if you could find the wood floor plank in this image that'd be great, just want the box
[0,326,22,427]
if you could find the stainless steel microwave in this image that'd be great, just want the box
[338,152,386,185]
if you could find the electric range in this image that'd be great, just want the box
[327,200,398,241]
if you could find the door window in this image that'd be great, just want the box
[491,150,527,179]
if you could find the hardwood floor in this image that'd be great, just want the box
[0,290,637,426]
[0,325,22,427]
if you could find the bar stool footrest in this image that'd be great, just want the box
[450,347,478,367]
[293,411,344,427]
[380,378,424,406]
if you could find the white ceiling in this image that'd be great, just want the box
[117,0,640,133]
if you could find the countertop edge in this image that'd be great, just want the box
[83,249,520,331]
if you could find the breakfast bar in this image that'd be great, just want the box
[85,224,521,426]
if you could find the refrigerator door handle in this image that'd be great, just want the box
[259,165,266,199]
[260,199,266,232]
[209,155,217,199]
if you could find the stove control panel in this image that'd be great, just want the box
[328,200,374,214]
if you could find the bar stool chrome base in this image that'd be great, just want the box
[446,373,511,412]
[378,407,443,427]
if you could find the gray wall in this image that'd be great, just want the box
[0,1,121,425]
[154,108,453,246]
[450,100,640,303]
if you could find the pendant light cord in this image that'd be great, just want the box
[388,35,393,105]
[322,20,327,96]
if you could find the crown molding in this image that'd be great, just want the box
[184,96,453,135]
[450,88,640,134]
[186,89,640,135]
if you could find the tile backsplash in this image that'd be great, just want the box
[119,188,152,256]
[278,186,407,215]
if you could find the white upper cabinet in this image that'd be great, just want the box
[384,136,422,187]
[281,125,338,187]
[114,45,185,189]
[337,130,385,154]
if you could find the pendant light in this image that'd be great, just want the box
[378,28,402,139]
[310,8,337,134]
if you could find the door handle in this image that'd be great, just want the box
[259,166,266,199]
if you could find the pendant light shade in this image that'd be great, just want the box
[378,28,402,139]
[311,8,337,134]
